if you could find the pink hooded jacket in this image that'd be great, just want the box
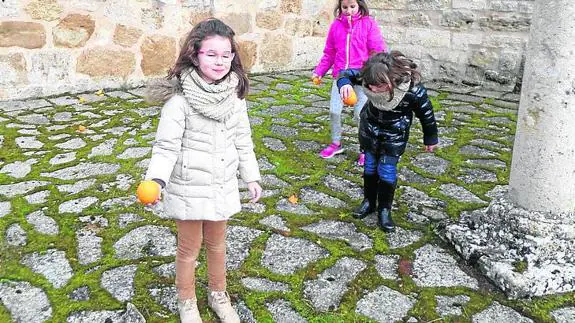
[314,14,387,79]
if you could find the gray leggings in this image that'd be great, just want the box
[329,81,368,142]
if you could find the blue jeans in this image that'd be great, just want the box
[329,81,368,142]
[364,152,399,184]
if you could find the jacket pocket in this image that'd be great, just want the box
[181,150,192,181]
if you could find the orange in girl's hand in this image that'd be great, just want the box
[136,180,160,204]
[343,90,358,106]
[312,77,321,85]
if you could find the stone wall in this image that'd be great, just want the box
[0,0,532,101]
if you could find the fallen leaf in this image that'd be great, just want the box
[288,194,298,204]
[398,258,413,276]
[77,125,87,132]
[95,89,105,96]
[78,97,87,104]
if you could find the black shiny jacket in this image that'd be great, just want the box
[337,69,438,157]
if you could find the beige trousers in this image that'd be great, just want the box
[175,219,227,300]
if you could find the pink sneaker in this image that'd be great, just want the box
[357,153,365,166]
[320,143,344,158]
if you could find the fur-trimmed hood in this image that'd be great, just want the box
[144,78,183,105]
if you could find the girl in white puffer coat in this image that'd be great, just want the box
[143,18,262,323]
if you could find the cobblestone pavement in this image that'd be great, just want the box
[1,72,574,323]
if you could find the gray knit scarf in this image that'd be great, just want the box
[363,81,410,111]
[181,69,239,122]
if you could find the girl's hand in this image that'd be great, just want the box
[312,73,320,80]
[425,144,438,153]
[340,85,353,100]
[145,183,162,206]
[247,182,262,203]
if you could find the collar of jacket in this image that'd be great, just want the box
[336,13,363,27]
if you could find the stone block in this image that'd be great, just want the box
[258,0,279,10]
[0,53,28,87]
[482,34,527,51]
[292,37,324,68]
[259,33,293,68]
[217,12,251,35]
[0,22,46,49]
[468,48,499,69]
[370,0,408,10]
[300,0,330,17]
[25,0,63,21]
[453,0,486,10]
[312,11,331,37]
[140,35,176,76]
[29,50,73,85]
[440,10,477,28]
[405,28,450,48]
[77,47,135,78]
[113,25,143,47]
[237,40,257,72]
[478,13,531,32]
[256,11,284,30]
[398,12,432,27]
[407,0,449,10]
[285,18,313,37]
[451,32,483,50]
[189,11,213,26]
[0,0,21,18]
[53,14,95,48]
[280,0,301,14]
[141,6,163,30]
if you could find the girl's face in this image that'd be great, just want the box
[368,83,391,93]
[340,0,359,16]
[197,35,234,83]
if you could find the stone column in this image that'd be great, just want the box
[509,0,575,214]
[441,0,575,299]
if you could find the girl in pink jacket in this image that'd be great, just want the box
[313,0,387,165]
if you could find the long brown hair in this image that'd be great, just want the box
[334,0,370,17]
[361,50,421,100]
[168,18,249,99]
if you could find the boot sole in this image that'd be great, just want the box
[320,148,345,159]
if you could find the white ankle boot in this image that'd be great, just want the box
[178,298,202,323]
[207,290,240,323]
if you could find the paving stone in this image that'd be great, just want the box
[399,186,447,211]
[49,152,77,165]
[118,147,151,159]
[472,301,533,323]
[57,179,97,194]
[413,244,478,289]
[259,214,290,232]
[76,229,103,265]
[0,201,12,217]
[262,234,329,275]
[276,198,315,215]
[458,167,498,184]
[260,174,289,188]
[47,134,75,142]
[24,190,51,204]
[439,184,486,204]
[79,215,109,227]
[241,277,290,292]
[302,220,372,251]
[411,153,451,175]
[0,99,52,111]
[113,225,176,260]
[356,285,416,323]
[436,295,471,317]
[0,281,52,322]
[304,257,366,312]
[69,286,91,301]
[149,285,178,313]
[299,187,347,208]
[15,136,44,149]
[26,210,59,235]
[258,156,275,171]
[386,227,423,249]
[270,124,298,137]
[21,249,73,288]
[294,140,322,152]
[226,225,263,270]
[375,254,400,280]
[152,262,176,278]
[6,223,27,246]
[101,265,138,302]
[59,196,99,214]
[398,167,436,185]
[18,128,42,135]
[465,158,507,169]
[49,96,80,106]
[41,162,120,180]
[551,307,575,323]
[266,299,307,323]
[101,196,137,209]
[100,174,134,192]
[0,159,37,178]
[55,138,87,150]
[107,91,135,99]
[324,174,362,200]
[0,180,50,198]
[241,202,266,214]
[53,111,74,122]
[66,303,145,323]
[16,113,50,125]
[235,300,257,323]
[262,137,287,151]
[459,145,497,157]
[118,213,145,228]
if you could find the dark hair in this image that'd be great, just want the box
[361,50,421,101]
[168,18,249,99]
[334,0,370,17]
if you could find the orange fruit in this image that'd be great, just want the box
[136,180,160,204]
[343,90,358,106]
[78,125,86,132]
[312,77,321,85]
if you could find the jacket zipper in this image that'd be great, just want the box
[345,16,352,69]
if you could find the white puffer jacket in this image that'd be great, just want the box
[145,82,260,221]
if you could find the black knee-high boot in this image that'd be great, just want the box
[353,174,378,219]
[377,180,396,232]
